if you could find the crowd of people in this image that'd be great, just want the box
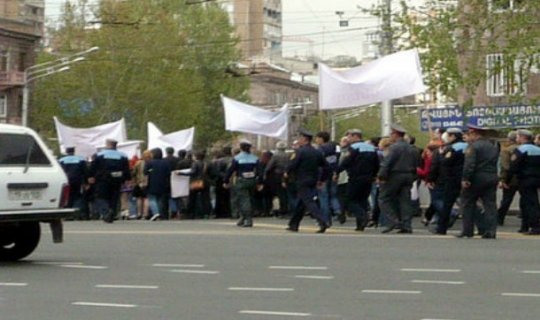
[57,124,540,238]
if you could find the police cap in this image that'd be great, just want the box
[347,128,362,136]
[446,127,463,135]
[298,129,314,139]
[390,124,406,134]
[466,124,489,132]
[517,129,533,138]
[239,139,252,147]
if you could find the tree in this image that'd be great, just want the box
[364,0,540,107]
[32,0,248,148]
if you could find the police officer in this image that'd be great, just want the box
[88,139,131,223]
[432,128,468,235]
[58,147,88,219]
[223,139,262,228]
[377,124,419,234]
[497,131,519,226]
[458,124,499,239]
[336,129,379,231]
[285,129,331,233]
[504,129,540,235]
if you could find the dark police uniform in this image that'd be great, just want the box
[436,138,468,234]
[337,140,379,231]
[377,126,419,233]
[506,139,540,235]
[460,126,499,238]
[224,150,261,227]
[286,139,330,233]
[59,150,87,218]
[89,148,131,223]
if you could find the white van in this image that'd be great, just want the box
[0,124,76,261]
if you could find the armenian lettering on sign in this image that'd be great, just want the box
[419,106,463,131]
[466,105,540,129]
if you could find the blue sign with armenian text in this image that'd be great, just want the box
[420,106,463,131]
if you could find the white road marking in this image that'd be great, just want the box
[294,275,334,280]
[401,268,461,273]
[95,284,159,289]
[269,266,328,270]
[412,280,465,285]
[72,302,137,308]
[228,287,294,292]
[362,290,422,294]
[152,263,205,268]
[169,269,220,274]
[239,310,311,317]
[34,261,84,266]
[502,292,540,297]
[60,264,108,270]
[521,270,540,274]
[0,282,28,287]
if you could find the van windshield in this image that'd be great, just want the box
[0,133,51,166]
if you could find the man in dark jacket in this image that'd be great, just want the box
[377,124,419,234]
[286,130,331,233]
[59,146,88,219]
[458,124,499,239]
[145,148,171,221]
[336,129,379,231]
[89,139,131,223]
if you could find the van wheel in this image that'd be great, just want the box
[0,222,41,261]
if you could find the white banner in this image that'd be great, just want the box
[147,122,194,153]
[54,117,127,159]
[117,140,143,159]
[319,49,426,110]
[221,95,288,141]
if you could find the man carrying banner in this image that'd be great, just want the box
[285,129,331,233]
[88,139,132,223]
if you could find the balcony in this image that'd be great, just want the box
[0,71,25,89]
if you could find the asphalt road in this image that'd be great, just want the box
[1,216,540,320]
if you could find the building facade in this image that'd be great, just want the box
[457,0,540,106]
[0,0,44,124]
[226,0,282,61]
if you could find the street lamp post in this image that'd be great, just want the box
[21,47,99,127]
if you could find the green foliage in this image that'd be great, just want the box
[31,0,248,148]
[364,0,540,106]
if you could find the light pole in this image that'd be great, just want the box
[21,47,99,127]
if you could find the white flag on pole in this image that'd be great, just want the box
[147,122,194,153]
[221,95,288,141]
[319,49,426,110]
[54,117,127,158]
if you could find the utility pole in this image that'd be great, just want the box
[380,0,393,136]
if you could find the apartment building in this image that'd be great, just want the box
[0,0,44,124]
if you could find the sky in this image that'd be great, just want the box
[43,0,427,60]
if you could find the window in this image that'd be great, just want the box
[486,54,527,97]
[0,50,8,72]
[0,134,51,166]
[0,95,6,117]
[490,0,525,11]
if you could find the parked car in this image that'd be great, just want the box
[0,124,76,261]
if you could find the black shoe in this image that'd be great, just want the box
[337,214,347,224]
[316,223,330,234]
[397,229,413,234]
[286,226,298,232]
[381,225,397,234]
[526,229,540,235]
[517,228,528,233]
[236,219,245,227]
[454,233,473,238]
[430,229,447,235]
[481,233,496,239]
